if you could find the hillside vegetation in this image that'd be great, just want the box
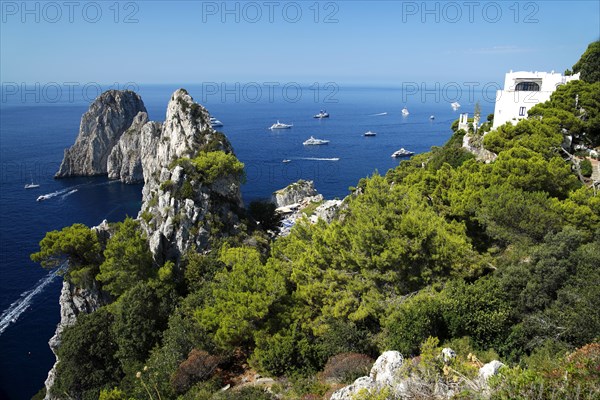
[32,42,600,400]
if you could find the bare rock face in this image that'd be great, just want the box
[106,112,148,183]
[479,360,505,380]
[272,180,319,208]
[55,90,147,178]
[138,89,243,263]
[330,351,404,400]
[44,281,108,400]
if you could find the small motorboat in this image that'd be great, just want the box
[270,120,293,129]
[451,102,461,111]
[429,115,435,120]
[25,182,40,189]
[303,136,330,145]
[282,159,291,163]
[313,110,330,119]
[391,148,415,158]
[363,131,377,137]
[402,107,409,116]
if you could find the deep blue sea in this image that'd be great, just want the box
[0,85,494,399]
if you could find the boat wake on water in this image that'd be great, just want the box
[37,187,78,202]
[0,265,65,335]
[298,157,340,161]
[60,189,78,199]
[369,112,388,116]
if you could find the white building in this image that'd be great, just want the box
[492,70,580,129]
[458,112,480,133]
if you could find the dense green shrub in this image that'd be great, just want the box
[53,309,122,400]
[580,158,593,177]
[30,223,102,288]
[96,218,153,297]
[248,200,281,231]
[384,289,447,355]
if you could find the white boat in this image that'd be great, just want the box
[36,194,50,202]
[363,131,377,137]
[402,107,409,116]
[210,117,223,127]
[270,120,293,129]
[24,182,40,189]
[451,102,461,111]
[303,136,330,145]
[282,159,291,163]
[391,148,414,158]
[429,115,435,120]
[313,110,330,119]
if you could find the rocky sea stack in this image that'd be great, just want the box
[55,90,147,178]
[53,88,244,262]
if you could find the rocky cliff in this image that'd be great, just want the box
[272,179,320,207]
[43,221,112,399]
[44,281,108,400]
[54,88,244,261]
[106,111,148,183]
[330,350,504,399]
[55,90,147,178]
[137,89,243,263]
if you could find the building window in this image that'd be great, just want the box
[519,107,526,116]
[515,81,540,91]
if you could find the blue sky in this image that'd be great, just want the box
[1,1,598,85]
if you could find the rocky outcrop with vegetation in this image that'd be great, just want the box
[137,89,244,262]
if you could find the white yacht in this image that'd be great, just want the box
[313,110,330,119]
[402,107,409,116]
[451,102,461,111]
[210,117,223,127]
[303,136,330,145]
[270,120,293,129]
[391,148,414,158]
[429,115,435,120]
[363,131,377,137]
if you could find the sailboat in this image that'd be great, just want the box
[24,174,40,189]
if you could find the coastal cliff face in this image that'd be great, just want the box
[55,90,147,178]
[138,89,243,262]
[44,281,108,400]
[44,221,112,400]
[106,111,149,183]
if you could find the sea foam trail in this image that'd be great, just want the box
[0,266,64,335]
[369,112,388,116]
[36,187,77,202]
[61,189,78,199]
[299,157,340,161]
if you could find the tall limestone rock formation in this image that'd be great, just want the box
[138,89,244,262]
[54,88,244,261]
[106,111,148,183]
[55,90,147,177]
